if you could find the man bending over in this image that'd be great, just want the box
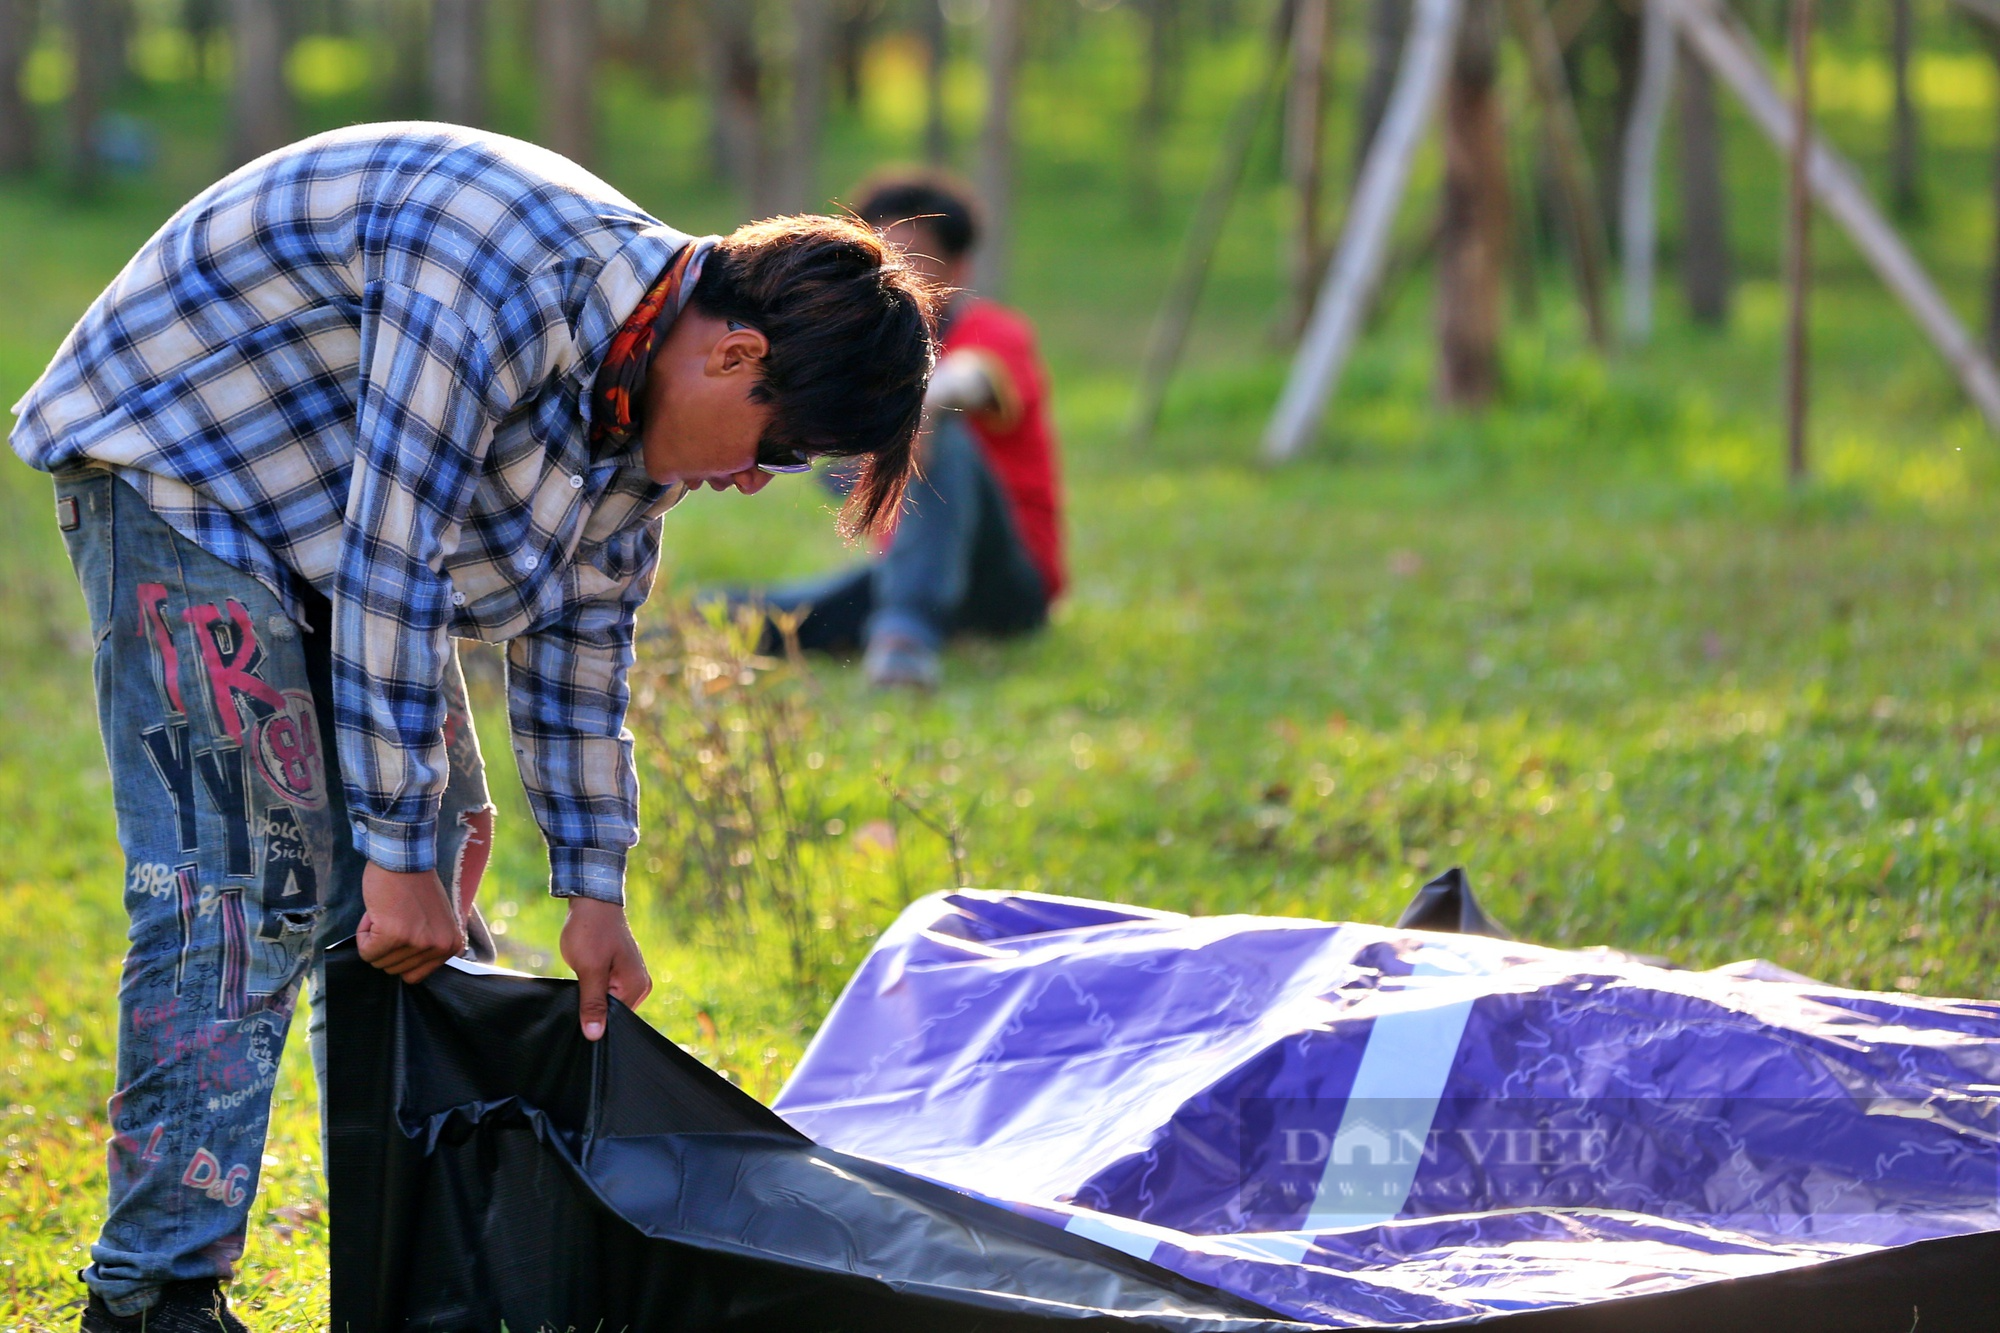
[10,123,934,1332]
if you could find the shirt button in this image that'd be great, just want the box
[451,591,467,607]
[524,554,539,571]
[352,819,366,836]
[569,474,585,490]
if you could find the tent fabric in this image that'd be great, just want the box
[322,942,1312,1333]
[773,887,2000,1328]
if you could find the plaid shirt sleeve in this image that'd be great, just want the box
[333,280,510,876]
[504,530,663,905]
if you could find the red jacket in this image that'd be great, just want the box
[945,299,1067,601]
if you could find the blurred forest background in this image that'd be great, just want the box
[6,1,2000,1324]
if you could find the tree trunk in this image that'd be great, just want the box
[187,0,220,82]
[536,0,596,167]
[638,0,685,89]
[0,0,35,174]
[1594,3,1642,235]
[1353,0,1407,177]
[1437,0,1507,408]
[227,0,292,169]
[1132,0,1180,221]
[1676,31,1730,325]
[1266,0,1465,461]
[707,0,773,206]
[1984,32,2000,360]
[1281,0,1336,337]
[1890,0,1921,219]
[835,0,870,108]
[1619,0,1674,344]
[920,0,948,164]
[431,0,486,127]
[1129,0,1296,445]
[381,0,427,119]
[972,0,1021,297]
[67,0,109,190]
[783,0,832,211]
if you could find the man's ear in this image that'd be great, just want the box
[708,325,769,379]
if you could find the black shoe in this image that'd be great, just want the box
[79,1279,248,1333]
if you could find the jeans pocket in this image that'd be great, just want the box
[53,469,116,646]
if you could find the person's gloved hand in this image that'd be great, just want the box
[358,864,466,983]
[561,897,652,1041]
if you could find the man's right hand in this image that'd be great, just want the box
[358,863,465,984]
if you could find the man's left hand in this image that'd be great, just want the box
[561,897,652,1041]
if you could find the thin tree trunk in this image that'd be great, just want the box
[1281,0,1336,338]
[1677,31,1731,325]
[920,0,948,164]
[835,0,870,108]
[1619,0,1674,344]
[1987,30,2000,360]
[106,0,131,94]
[1784,0,1813,483]
[1438,0,1507,408]
[1132,0,1179,222]
[381,0,427,119]
[639,0,686,89]
[1353,0,1407,177]
[1550,0,1599,46]
[1594,2,1642,235]
[1512,0,1611,350]
[226,0,291,168]
[709,0,773,206]
[1267,0,1466,461]
[187,0,219,81]
[431,0,486,127]
[537,0,596,167]
[972,0,1021,296]
[0,0,35,173]
[784,0,832,210]
[1666,0,2000,436]
[67,0,109,190]
[1128,0,1296,445]
[1891,0,1921,219]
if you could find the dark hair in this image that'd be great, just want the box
[692,215,940,536]
[851,170,981,261]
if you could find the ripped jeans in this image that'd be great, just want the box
[52,470,495,1317]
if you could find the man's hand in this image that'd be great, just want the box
[358,864,465,984]
[561,898,652,1041]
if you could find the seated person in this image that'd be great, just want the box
[757,171,1066,687]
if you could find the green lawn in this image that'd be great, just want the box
[5,15,2000,1327]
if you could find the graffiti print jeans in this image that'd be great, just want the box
[53,469,495,1317]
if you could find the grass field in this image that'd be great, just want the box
[5,13,2000,1328]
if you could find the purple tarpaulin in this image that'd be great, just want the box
[774,890,2000,1327]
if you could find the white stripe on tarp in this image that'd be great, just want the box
[1064,1210,1163,1264]
[1303,952,1481,1230]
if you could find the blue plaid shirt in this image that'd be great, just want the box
[10,123,703,904]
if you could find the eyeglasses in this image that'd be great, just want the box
[755,445,816,475]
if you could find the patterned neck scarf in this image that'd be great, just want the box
[591,236,718,455]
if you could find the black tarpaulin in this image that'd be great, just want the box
[324,943,2000,1333]
[323,944,1311,1333]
